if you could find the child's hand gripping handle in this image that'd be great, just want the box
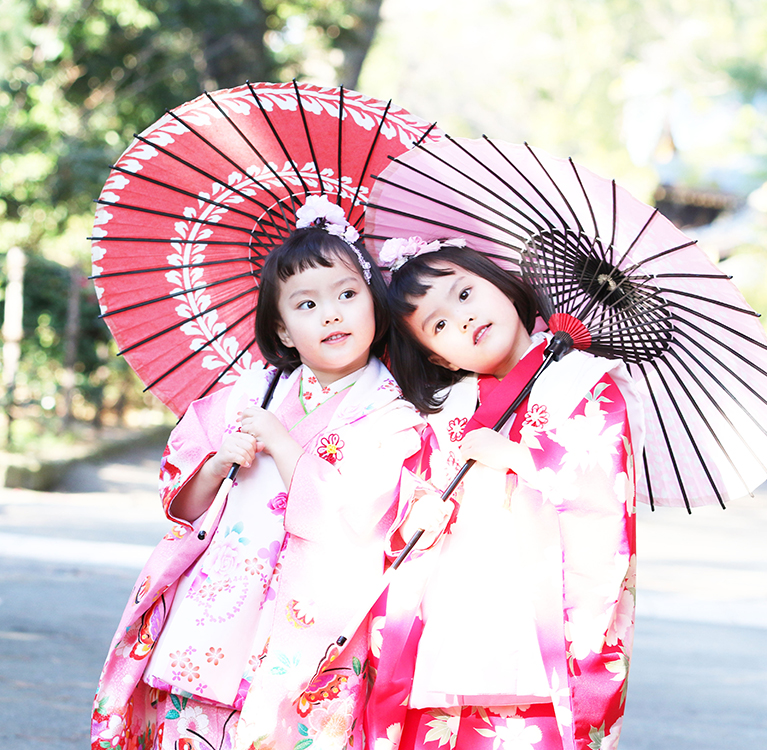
[196,369,282,542]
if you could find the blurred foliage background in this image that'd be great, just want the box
[0,0,384,451]
[2,0,766,452]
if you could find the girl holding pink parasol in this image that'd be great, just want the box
[366,241,645,750]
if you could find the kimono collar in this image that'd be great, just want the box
[227,357,416,435]
[325,356,413,431]
[299,364,362,414]
[463,335,548,435]
[477,332,548,407]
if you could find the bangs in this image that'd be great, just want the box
[272,231,343,282]
[388,262,455,317]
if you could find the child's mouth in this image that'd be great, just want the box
[323,332,349,344]
[474,324,490,345]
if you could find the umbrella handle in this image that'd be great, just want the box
[196,369,283,541]
[332,463,476,646]
[197,463,239,540]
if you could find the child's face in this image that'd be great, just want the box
[276,257,376,387]
[405,262,532,379]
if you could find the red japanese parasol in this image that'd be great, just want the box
[91,81,441,417]
[364,136,767,511]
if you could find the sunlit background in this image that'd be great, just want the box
[1,3,766,749]
[2,0,766,448]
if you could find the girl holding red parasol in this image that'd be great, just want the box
[91,198,428,750]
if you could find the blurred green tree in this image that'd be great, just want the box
[0,0,382,446]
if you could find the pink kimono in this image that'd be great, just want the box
[91,357,424,750]
[366,335,645,750]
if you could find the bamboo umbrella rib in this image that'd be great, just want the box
[107,164,271,225]
[511,141,587,235]
[99,271,255,319]
[615,208,662,268]
[180,94,296,224]
[143,305,255,391]
[366,173,532,244]
[478,137,579,234]
[196,84,297,213]
[90,256,260,279]
[662,288,760,316]
[566,159,601,239]
[88,237,259,251]
[671,332,767,439]
[130,130,286,232]
[247,82,310,201]
[293,80,325,197]
[117,285,256,356]
[349,100,396,228]
[609,180,618,254]
[426,143,559,233]
[652,272,731,280]
[623,240,699,272]
[661,349,757,499]
[414,137,560,236]
[638,360,696,511]
[363,200,524,252]
[336,86,344,207]
[641,447,655,510]
[94,199,261,238]
[671,311,767,376]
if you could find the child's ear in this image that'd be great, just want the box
[276,322,294,349]
[428,353,460,371]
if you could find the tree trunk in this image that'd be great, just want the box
[62,265,81,426]
[2,247,26,448]
[202,1,274,89]
[337,0,384,90]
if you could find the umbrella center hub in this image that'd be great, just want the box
[524,229,675,363]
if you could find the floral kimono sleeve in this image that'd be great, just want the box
[159,386,233,522]
[382,422,456,557]
[522,373,636,750]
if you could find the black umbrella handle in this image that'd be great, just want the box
[389,333,572,569]
[197,368,283,540]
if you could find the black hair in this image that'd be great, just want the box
[255,226,389,371]
[387,245,538,414]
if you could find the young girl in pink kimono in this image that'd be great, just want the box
[91,197,426,750]
[366,240,645,750]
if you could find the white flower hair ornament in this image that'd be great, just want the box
[294,194,371,283]
[379,236,467,272]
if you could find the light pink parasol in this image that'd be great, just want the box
[364,136,767,511]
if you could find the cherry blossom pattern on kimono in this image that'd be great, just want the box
[366,336,645,750]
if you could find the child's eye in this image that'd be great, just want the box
[434,320,446,334]
[340,289,356,300]
[459,287,471,301]
[297,300,315,310]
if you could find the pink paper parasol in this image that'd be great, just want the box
[364,136,767,511]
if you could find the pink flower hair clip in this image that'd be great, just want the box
[295,195,371,282]
[379,235,466,272]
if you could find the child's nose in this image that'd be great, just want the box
[462,315,475,331]
[324,308,342,325]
